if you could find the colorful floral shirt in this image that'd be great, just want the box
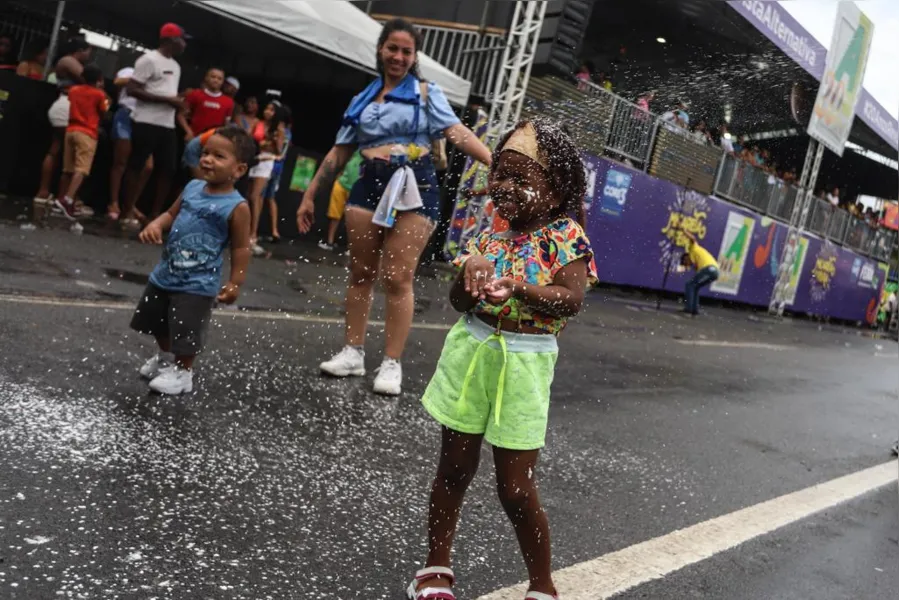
[453,218,598,334]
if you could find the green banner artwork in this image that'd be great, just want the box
[711,211,756,296]
[289,155,318,192]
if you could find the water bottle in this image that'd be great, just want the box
[389,143,408,167]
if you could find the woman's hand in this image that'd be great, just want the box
[296,197,315,234]
[463,255,494,300]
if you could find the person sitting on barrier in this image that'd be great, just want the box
[680,231,719,317]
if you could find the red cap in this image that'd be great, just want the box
[160,23,189,39]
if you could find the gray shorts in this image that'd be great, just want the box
[130,283,215,356]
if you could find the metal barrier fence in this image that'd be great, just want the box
[581,81,656,167]
[714,153,896,262]
[715,154,799,220]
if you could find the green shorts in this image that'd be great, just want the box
[422,315,559,450]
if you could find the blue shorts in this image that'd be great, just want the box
[111,107,133,141]
[181,136,203,170]
[264,161,284,199]
[347,155,440,223]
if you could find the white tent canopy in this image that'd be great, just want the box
[192,0,473,105]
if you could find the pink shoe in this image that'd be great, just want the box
[406,566,455,600]
[525,593,559,600]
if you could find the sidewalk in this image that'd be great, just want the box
[0,199,893,346]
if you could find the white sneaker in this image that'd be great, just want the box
[320,346,366,377]
[318,241,335,251]
[139,354,172,380]
[149,367,193,395]
[33,195,52,206]
[373,358,402,396]
[251,242,265,257]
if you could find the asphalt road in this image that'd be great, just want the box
[0,222,897,599]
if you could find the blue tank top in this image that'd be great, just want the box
[150,180,246,297]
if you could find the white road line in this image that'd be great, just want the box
[674,339,794,351]
[477,460,897,600]
[0,294,451,331]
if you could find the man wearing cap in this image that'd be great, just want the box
[223,76,240,99]
[120,22,188,227]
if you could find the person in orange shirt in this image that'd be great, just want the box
[55,65,110,220]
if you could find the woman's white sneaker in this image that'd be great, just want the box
[320,346,366,377]
[149,368,193,395]
[373,358,402,396]
[139,354,172,380]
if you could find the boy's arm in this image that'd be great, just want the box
[139,197,182,244]
[225,203,252,289]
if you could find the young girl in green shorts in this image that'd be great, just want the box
[406,118,597,600]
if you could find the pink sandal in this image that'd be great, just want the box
[406,566,455,600]
[525,592,559,600]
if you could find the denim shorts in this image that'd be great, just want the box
[263,161,284,199]
[111,106,133,141]
[346,155,440,223]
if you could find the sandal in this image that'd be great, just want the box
[121,218,141,231]
[406,566,455,600]
[525,592,559,600]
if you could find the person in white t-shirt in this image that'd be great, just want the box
[826,186,840,208]
[120,23,187,229]
[719,123,735,154]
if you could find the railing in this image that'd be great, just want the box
[715,154,800,221]
[581,81,656,166]
[374,16,506,100]
[512,74,896,262]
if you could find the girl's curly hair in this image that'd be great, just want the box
[491,117,587,227]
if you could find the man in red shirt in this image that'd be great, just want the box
[178,67,234,140]
[55,64,110,219]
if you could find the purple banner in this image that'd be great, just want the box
[585,156,888,323]
[729,0,899,150]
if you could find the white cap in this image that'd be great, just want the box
[225,76,240,90]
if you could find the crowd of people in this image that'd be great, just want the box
[6,26,296,256]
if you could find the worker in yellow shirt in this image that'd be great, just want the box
[680,231,720,316]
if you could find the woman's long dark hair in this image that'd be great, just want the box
[491,118,588,228]
[376,17,423,80]
[263,100,286,141]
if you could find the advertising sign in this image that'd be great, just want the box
[289,155,318,192]
[807,2,874,156]
[599,168,632,217]
[729,1,896,151]
[711,211,756,295]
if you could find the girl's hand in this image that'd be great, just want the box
[484,277,518,304]
[463,255,494,299]
[139,222,164,244]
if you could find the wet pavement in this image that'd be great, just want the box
[0,215,897,599]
